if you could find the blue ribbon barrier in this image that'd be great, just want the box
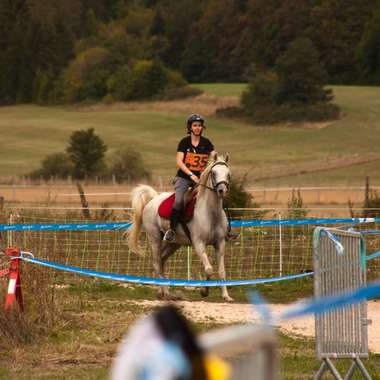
[21,256,313,287]
[231,217,380,228]
[357,230,380,235]
[0,222,132,231]
[366,251,380,261]
[277,280,380,322]
[1,217,380,231]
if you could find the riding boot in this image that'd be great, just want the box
[163,208,181,243]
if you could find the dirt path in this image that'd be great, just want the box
[130,300,380,353]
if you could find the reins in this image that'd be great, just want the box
[198,161,230,193]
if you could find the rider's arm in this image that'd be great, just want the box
[176,152,192,176]
[176,151,199,183]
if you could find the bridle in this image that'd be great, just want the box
[199,161,230,193]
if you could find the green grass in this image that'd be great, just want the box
[0,282,379,380]
[1,85,380,186]
[192,82,247,97]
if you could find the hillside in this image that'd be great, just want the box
[0,84,379,186]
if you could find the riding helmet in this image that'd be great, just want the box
[186,113,206,133]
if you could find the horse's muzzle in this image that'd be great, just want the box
[216,182,229,198]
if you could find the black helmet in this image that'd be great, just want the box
[186,113,206,133]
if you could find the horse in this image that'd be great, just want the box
[127,152,233,301]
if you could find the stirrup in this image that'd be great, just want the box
[163,229,176,243]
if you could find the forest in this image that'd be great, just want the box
[1,0,380,105]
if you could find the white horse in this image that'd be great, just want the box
[128,152,233,301]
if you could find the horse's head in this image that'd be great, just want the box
[202,152,231,198]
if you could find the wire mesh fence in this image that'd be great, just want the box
[1,207,379,283]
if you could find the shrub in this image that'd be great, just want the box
[0,266,62,347]
[108,148,151,182]
[287,188,307,219]
[106,64,131,101]
[224,174,264,219]
[63,47,113,102]
[28,153,74,180]
[122,60,168,100]
[241,70,280,115]
[161,85,202,100]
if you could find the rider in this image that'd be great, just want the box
[163,114,215,243]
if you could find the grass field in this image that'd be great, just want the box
[1,281,379,379]
[1,85,380,186]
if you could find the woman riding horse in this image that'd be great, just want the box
[163,113,215,243]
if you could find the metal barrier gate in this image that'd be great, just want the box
[313,227,372,379]
[200,323,278,380]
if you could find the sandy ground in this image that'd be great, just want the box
[130,300,380,354]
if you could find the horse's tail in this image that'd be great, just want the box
[127,184,158,255]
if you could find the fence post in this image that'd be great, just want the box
[8,212,13,248]
[187,247,191,280]
[278,212,282,277]
[4,247,24,312]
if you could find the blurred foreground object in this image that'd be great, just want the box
[111,304,277,380]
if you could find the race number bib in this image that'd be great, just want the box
[184,153,209,171]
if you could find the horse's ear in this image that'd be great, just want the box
[224,153,230,163]
[209,151,218,162]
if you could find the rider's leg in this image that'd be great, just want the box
[163,177,192,243]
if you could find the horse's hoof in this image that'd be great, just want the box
[223,296,234,302]
[200,287,209,298]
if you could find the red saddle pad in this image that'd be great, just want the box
[158,193,196,221]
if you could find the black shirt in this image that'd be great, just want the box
[176,136,214,179]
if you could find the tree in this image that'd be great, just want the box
[109,148,151,182]
[66,128,107,179]
[245,0,311,69]
[62,46,113,102]
[241,69,279,115]
[275,37,330,105]
[307,0,375,84]
[357,3,380,84]
[121,59,168,100]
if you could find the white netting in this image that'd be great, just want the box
[1,207,380,282]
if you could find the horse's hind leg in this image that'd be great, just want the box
[151,239,180,300]
[160,243,182,300]
[215,238,233,302]
[148,236,168,299]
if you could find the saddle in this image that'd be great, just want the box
[158,188,197,221]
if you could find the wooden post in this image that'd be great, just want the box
[76,182,91,219]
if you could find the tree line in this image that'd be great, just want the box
[1,0,379,105]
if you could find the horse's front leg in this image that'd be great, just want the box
[214,238,233,302]
[193,240,213,298]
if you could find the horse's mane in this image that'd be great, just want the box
[198,155,228,197]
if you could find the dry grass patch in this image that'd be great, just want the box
[72,93,240,117]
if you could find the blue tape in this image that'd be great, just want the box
[358,230,380,235]
[1,217,380,231]
[0,222,132,231]
[279,280,380,322]
[21,257,313,287]
[322,229,345,255]
[367,251,380,261]
[231,217,379,228]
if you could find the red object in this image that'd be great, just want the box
[158,193,196,221]
[4,247,23,312]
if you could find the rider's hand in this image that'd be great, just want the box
[191,175,200,184]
